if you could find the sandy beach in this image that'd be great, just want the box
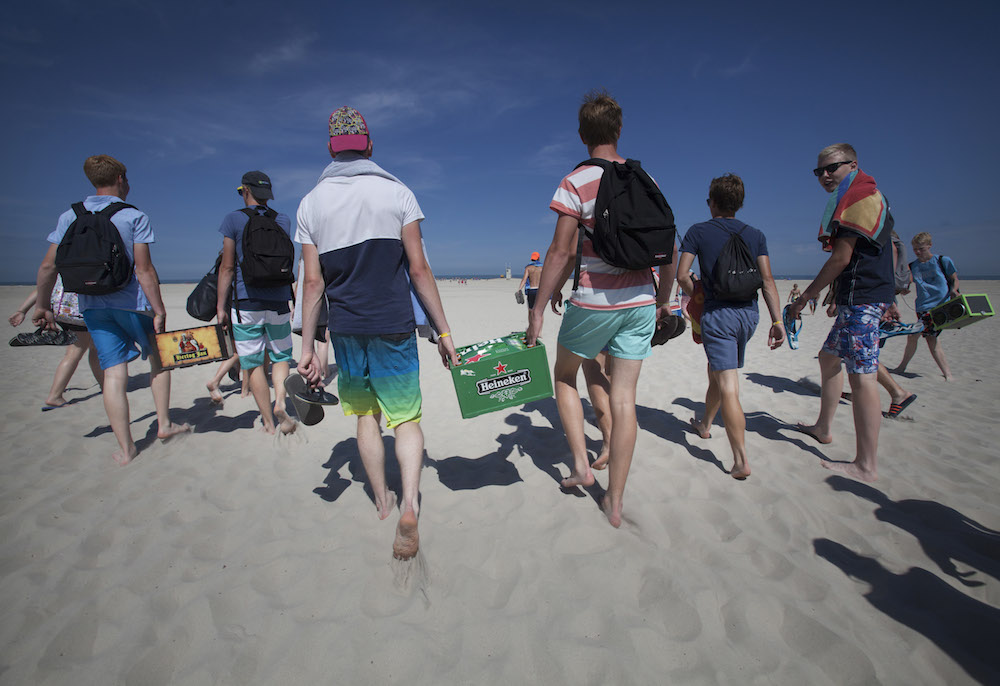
[1,279,997,685]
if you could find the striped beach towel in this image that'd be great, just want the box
[818,170,891,251]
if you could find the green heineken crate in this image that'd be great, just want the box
[449,331,554,419]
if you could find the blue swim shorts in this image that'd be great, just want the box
[822,303,889,374]
[81,308,155,370]
[701,306,759,371]
[330,332,422,428]
[557,303,656,360]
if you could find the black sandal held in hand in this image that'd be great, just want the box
[9,326,77,347]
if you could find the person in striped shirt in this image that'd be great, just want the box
[525,90,676,528]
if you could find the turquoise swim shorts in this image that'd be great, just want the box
[557,303,656,360]
[330,332,422,428]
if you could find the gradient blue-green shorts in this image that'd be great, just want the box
[557,303,656,360]
[330,332,421,428]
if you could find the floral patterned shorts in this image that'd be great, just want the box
[822,303,889,374]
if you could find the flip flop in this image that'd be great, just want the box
[41,404,67,412]
[515,290,524,305]
[9,327,77,347]
[782,305,802,350]
[883,393,917,419]
[283,374,326,426]
[879,321,923,340]
[652,314,686,346]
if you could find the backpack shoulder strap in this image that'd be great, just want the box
[99,202,136,219]
[239,207,256,219]
[71,202,88,218]
[575,158,612,170]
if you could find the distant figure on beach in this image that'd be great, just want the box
[787,284,801,303]
[295,106,458,560]
[787,144,894,482]
[516,251,543,308]
[525,89,677,528]
[216,171,296,435]
[679,174,785,479]
[891,232,960,380]
[33,155,190,465]
[9,277,104,409]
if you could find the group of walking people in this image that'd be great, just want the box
[15,91,961,556]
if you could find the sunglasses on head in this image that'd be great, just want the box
[813,160,854,177]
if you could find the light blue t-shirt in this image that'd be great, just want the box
[219,206,293,307]
[911,255,957,311]
[47,195,153,312]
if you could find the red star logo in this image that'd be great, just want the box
[493,361,508,374]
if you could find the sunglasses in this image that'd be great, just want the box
[236,186,245,196]
[813,160,854,177]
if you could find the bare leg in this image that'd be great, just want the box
[690,361,718,439]
[553,345,592,488]
[822,371,880,481]
[876,363,909,406]
[86,336,104,390]
[892,334,919,373]
[269,361,295,434]
[247,364,276,434]
[357,413,395,519]
[316,332,330,382]
[713,368,750,479]
[602,357,643,528]
[582,353,612,470]
[797,350,840,444]
[925,336,953,381]
[101,362,137,465]
[45,335,89,406]
[149,360,191,441]
[206,354,239,404]
[392,420,424,560]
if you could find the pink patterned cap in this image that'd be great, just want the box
[328,106,370,153]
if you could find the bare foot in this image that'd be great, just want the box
[730,463,751,480]
[795,423,832,445]
[601,495,622,528]
[206,382,224,405]
[158,422,192,441]
[393,510,419,560]
[591,447,610,471]
[274,405,297,435]
[821,459,877,482]
[44,396,67,408]
[376,490,397,521]
[112,444,138,466]
[689,417,711,439]
[561,468,595,488]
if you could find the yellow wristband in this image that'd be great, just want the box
[772,321,781,327]
[438,331,451,338]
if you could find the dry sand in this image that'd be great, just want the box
[1,280,997,685]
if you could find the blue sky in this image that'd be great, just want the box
[3,0,998,282]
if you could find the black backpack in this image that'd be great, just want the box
[710,220,763,302]
[55,202,135,295]
[239,206,294,288]
[572,158,676,290]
